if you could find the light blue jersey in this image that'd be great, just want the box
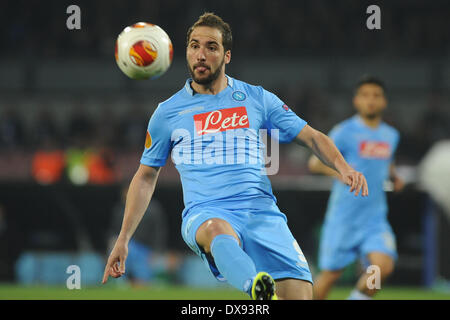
[141,75,312,283]
[319,115,400,270]
[140,75,306,217]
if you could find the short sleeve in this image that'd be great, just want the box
[328,124,348,156]
[390,129,401,160]
[140,106,171,167]
[262,88,307,143]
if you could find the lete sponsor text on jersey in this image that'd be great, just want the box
[359,141,391,159]
[193,106,250,135]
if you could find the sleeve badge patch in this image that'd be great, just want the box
[145,130,152,149]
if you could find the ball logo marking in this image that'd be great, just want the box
[129,40,158,66]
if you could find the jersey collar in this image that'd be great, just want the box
[184,74,234,96]
[354,114,382,131]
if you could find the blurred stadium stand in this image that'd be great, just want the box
[0,0,449,289]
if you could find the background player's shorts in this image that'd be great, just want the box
[125,239,153,282]
[318,220,397,271]
[181,206,313,284]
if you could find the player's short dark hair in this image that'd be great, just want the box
[186,12,233,52]
[355,75,386,94]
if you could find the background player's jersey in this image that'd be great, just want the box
[141,75,307,217]
[325,115,400,227]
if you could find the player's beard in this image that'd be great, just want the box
[359,103,384,120]
[363,109,383,120]
[188,56,225,86]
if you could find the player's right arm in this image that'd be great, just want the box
[260,88,367,196]
[102,164,160,284]
[297,125,368,197]
[307,123,349,179]
[308,154,341,178]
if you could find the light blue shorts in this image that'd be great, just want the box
[181,206,313,284]
[318,221,397,271]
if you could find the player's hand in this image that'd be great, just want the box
[340,169,369,197]
[102,239,128,284]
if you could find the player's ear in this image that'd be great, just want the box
[224,50,231,64]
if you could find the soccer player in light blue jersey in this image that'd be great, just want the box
[309,76,405,300]
[102,13,368,300]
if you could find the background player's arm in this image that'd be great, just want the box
[308,154,341,179]
[390,162,405,192]
[102,164,161,284]
[295,125,368,196]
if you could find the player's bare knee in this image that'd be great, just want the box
[202,219,230,239]
[196,219,238,253]
[369,260,394,280]
[380,261,395,278]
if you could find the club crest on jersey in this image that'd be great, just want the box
[359,141,391,159]
[193,106,249,135]
[232,91,246,101]
[282,104,290,111]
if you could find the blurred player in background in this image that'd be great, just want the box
[102,13,368,300]
[309,76,405,300]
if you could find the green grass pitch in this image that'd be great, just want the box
[0,285,449,300]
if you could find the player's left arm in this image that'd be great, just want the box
[390,162,405,192]
[295,125,369,197]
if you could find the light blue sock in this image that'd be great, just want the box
[210,234,257,295]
